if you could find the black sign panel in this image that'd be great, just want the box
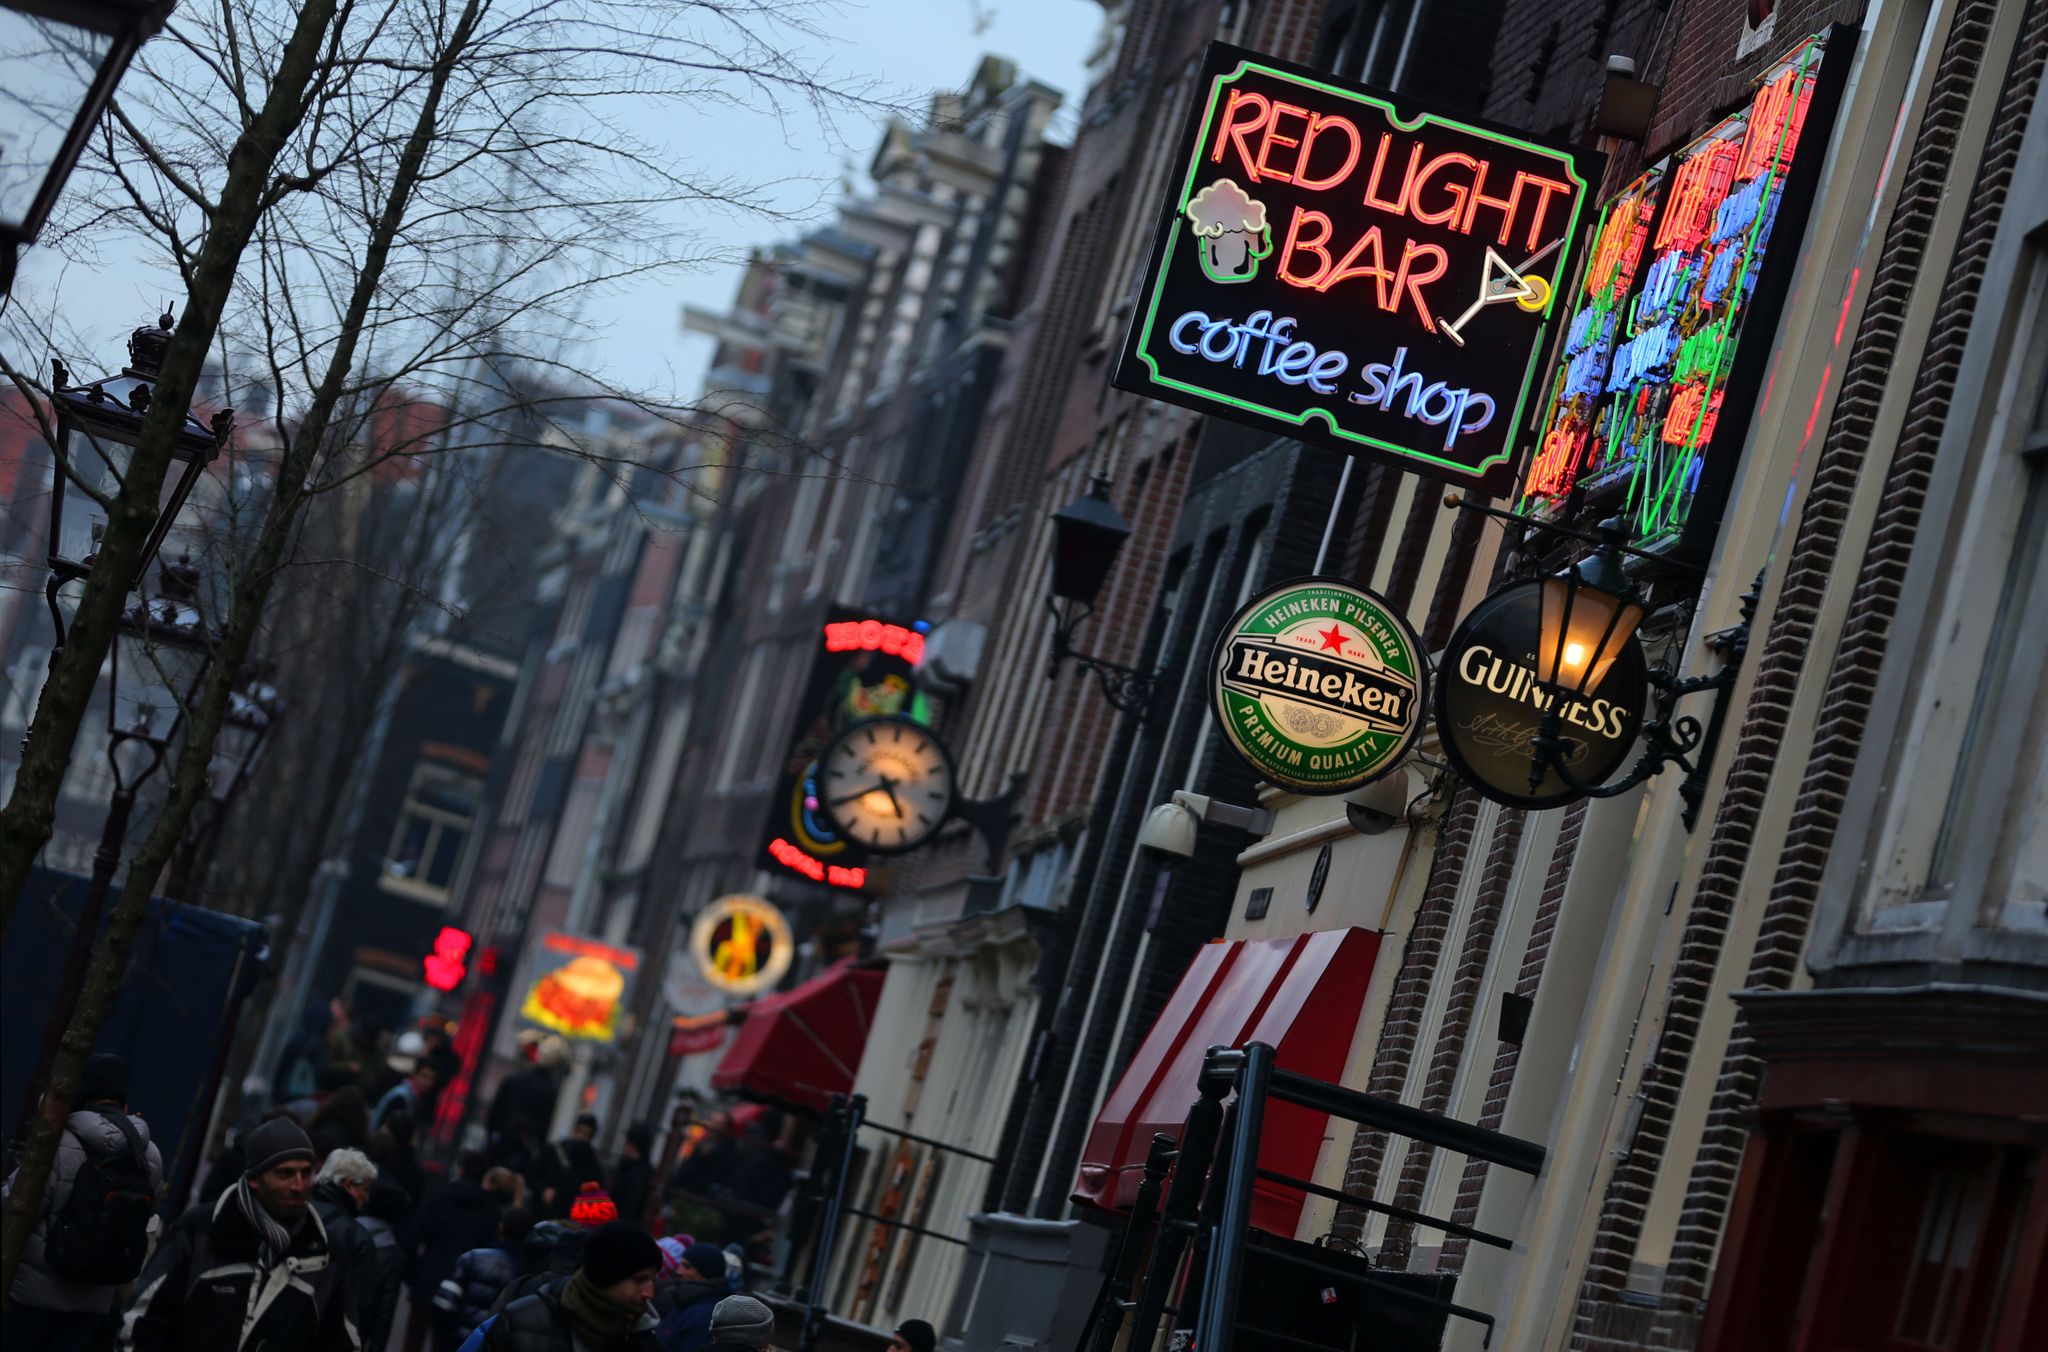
[1435,580,1648,809]
[1116,43,1604,494]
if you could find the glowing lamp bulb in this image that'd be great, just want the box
[1563,642,1587,668]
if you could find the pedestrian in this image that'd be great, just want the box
[703,1296,777,1352]
[486,1219,587,1320]
[540,1132,605,1219]
[610,1124,655,1229]
[312,1150,390,1342]
[434,1206,534,1347]
[886,1319,937,1352]
[357,1181,413,1352]
[649,1242,732,1352]
[482,1165,526,1211]
[3,1053,164,1351]
[401,1149,506,1352]
[372,1109,428,1218]
[474,1221,664,1352]
[485,1041,559,1156]
[374,1058,440,1133]
[307,1085,374,1160]
[120,1117,356,1351]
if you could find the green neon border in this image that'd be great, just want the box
[1128,57,1595,484]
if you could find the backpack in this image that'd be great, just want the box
[44,1113,155,1285]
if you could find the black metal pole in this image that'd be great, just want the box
[1129,1053,1229,1352]
[1194,1041,1272,1352]
[13,784,136,1150]
[800,1091,865,1352]
[1087,1131,1177,1352]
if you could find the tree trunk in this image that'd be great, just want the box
[0,0,495,1303]
[0,0,343,942]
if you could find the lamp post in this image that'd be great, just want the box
[1044,475,1164,717]
[0,0,178,295]
[43,313,232,652]
[164,664,279,902]
[13,552,212,1145]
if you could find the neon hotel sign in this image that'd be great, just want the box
[1117,43,1601,493]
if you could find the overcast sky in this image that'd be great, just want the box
[11,0,1102,408]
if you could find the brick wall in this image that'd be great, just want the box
[1567,2,2023,1346]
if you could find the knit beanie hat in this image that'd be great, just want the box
[243,1117,315,1177]
[569,1180,619,1227]
[680,1242,728,1281]
[656,1236,688,1278]
[78,1053,129,1105]
[581,1221,663,1288]
[894,1319,937,1352]
[709,1295,777,1348]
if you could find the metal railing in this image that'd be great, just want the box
[1087,1042,1547,1352]
[784,1091,998,1352]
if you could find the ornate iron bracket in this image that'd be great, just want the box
[951,772,1027,873]
[1045,596,1165,719]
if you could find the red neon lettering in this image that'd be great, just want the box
[822,619,925,664]
[1295,112,1361,191]
[826,865,868,888]
[768,837,826,882]
[1524,419,1591,500]
[1396,239,1447,329]
[424,924,473,992]
[1409,152,1479,229]
[1317,225,1393,298]
[1654,141,1739,253]
[1737,64,1811,182]
[1254,101,1312,184]
[1362,135,1417,217]
[1211,87,1271,179]
[1662,383,1723,447]
[1278,208,1336,288]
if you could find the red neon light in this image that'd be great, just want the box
[540,931,640,971]
[822,619,924,665]
[423,926,473,992]
[768,837,867,889]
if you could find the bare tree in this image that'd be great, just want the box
[1,0,888,1298]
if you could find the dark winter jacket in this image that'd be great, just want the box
[479,1281,660,1352]
[5,1107,165,1314]
[313,1181,398,1349]
[120,1189,357,1352]
[355,1214,405,1352]
[650,1277,728,1352]
[609,1158,652,1230]
[435,1241,520,1342]
[405,1178,504,1301]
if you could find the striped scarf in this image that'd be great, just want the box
[231,1176,301,1268]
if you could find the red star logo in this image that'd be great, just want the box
[1317,624,1349,654]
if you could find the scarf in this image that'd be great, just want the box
[231,1177,300,1269]
[559,1269,645,1350]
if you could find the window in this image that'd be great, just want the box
[380,763,483,904]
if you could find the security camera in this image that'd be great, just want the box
[1138,798,1201,866]
[1345,773,1413,836]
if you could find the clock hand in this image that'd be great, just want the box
[828,781,891,808]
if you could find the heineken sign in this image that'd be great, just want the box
[1114,42,1602,493]
[1435,580,1649,809]
[1211,578,1424,794]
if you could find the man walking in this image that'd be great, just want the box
[121,1117,357,1351]
[477,1221,664,1352]
[703,1296,777,1352]
[314,1151,396,1345]
[3,1053,164,1351]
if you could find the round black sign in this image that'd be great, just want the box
[1435,580,1649,809]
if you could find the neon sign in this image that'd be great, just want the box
[422,926,472,992]
[1523,34,1836,548]
[1116,42,1601,493]
[756,608,930,890]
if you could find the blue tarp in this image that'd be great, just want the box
[3,866,267,1209]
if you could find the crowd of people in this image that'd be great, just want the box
[5,1010,938,1352]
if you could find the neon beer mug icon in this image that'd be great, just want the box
[1186,178,1272,283]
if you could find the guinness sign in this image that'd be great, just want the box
[1211,578,1424,794]
[1436,580,1648,809]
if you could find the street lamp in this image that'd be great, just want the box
[1045,475,1162,718]
[0,0,178,294]
[44,314,231,641]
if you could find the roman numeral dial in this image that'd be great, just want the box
[816,715,959,855]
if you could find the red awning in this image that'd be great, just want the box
[1074,927,1383,1236]
[711,960,885,1113]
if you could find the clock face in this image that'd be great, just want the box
[817,717,957,854]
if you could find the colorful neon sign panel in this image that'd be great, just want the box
[1523,34,1832,546]
[1115,43,1602,493]
[755,607,931,890]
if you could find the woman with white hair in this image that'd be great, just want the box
[312,1149,384,1338]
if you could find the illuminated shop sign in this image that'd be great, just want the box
[422,926,472,992]
[1210,578,1425,793]
[756,607,931,890]
[1115,42,1602,493]
[690,893,795,996]
[519,931,640,1042]
[1522,31,1851,554]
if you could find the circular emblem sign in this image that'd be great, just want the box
[1211,577,1425,794]
[1435,580,1650,809]
[690,894,794,996]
